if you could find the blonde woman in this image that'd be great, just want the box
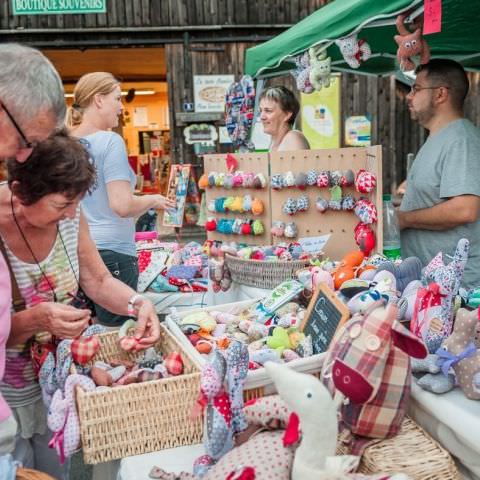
[259,86,310,152]
[67,72,175,326]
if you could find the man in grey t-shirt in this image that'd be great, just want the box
[399,59,480,289]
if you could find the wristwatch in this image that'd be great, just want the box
[127,294,145,317]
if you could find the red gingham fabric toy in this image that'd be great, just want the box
[164,352,184,376]
[355,169,377,193]
[321,300,427,440]
[71,335,100,366]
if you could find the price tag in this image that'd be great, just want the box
[423,0,442,35]
[297,234,331,254]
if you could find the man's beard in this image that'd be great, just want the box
[410,99,435,126]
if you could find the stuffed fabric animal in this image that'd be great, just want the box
[394,13,431,71]
[47,374,96,463]
[335,34,371,69]
[292,51,314,94]
[411,238,469,353]
[149,364,407,480]
[322,300,427,440]
[436,308,480,400]
[308,46,331,91]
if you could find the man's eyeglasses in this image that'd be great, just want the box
[0,100,35,149]
[410,85,450,95]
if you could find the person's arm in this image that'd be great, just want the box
[107,181,174,218]
[77,213,160,347]
[278,130,310,151]
[100,133,175,218]
[398,195,480,231]
[8,302,91,346]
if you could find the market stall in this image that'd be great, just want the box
[27,2,480,479]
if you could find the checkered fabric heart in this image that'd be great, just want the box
[71,335,100,366]
[355,169,377,193]
[164,352,184,376]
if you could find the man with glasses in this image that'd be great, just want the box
[0,44,65,466]
[398,59,480,288]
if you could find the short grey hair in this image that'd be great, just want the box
[0,43,65,127]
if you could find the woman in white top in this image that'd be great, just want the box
[67,72,175,326]
[259,86,310,152]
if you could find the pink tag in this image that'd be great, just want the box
[423,0,442,35]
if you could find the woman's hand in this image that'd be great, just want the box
[38,302,91,339]
[152,194,176,211]
[133,298,161,349]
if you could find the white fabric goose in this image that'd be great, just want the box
[264,361,338,479]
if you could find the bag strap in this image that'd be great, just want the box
[0,235,26,312]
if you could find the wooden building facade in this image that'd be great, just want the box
[1,0,479,192]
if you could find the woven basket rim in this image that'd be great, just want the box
[225,253,312,266]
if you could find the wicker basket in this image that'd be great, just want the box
[337,416,460,479]
[225,254,311,289]
[75,324,202,464]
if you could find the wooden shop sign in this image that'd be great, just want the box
[12,0,106,15]
[300,283,349,354]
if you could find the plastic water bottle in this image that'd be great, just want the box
[382,194,402,260]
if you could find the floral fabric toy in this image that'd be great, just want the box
[394,13,431,71]
[47,374,96,463]
[335,33,371,69]
[411,238,469,353]
[322,301,427,441]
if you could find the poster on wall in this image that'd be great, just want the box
[163,164,191,228]
[345,115,371,146]
[193,75,234,112]
[300,75,340,149]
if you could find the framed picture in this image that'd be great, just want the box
[163,164,192,228]
[193,75,234,113]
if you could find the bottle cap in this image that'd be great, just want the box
[382,194,392,202]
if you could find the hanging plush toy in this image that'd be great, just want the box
[335,33,371,69]
[291,51,314,94]
[308,46,331,91]
[394,13,431,72]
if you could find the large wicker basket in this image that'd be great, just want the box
[225,254,311,289]
[337,416,460,479]
[75,324,202,464]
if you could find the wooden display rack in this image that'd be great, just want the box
[203,146,382,256]
[270,146,383,259]
[203,153,271,246]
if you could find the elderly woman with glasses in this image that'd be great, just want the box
[0,130,160,477]
[259,86,310,152]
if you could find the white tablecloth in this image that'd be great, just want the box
[118,444,204,480]
[204,282,271,306]
[144,282,270,316]
[409,381,480,480]
[144,291,208,315]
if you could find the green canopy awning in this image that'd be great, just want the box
[245,0,480,78]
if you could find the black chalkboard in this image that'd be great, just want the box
[300,283,349,354]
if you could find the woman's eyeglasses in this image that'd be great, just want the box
[0,100,36,149]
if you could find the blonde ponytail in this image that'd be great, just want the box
[66,71,119,130]
[66,104,84,129]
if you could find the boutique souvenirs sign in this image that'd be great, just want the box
[12,0,106,15]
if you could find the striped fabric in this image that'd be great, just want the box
[1,210,80,408]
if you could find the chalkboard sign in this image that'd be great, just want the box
[300,283,350,354]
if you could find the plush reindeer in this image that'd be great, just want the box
[322,300,427,439]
